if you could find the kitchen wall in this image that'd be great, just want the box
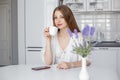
[62,0,120,42]
[74,12,120,41]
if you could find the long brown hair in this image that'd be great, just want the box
[52,5,80,32]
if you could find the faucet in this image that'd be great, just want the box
[97,31,104,42]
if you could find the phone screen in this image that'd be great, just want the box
[32,66,51,71]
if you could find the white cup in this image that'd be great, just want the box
[49,26,58,36]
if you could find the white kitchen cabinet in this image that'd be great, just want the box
[112,0,120,11]
[90,47,119,80]
[86,0,111,11]
[25,0,58,65]
[63,0,86,12]
[90,47,117,69]
[25,0,45,65]
[63,0,120,12]
[25,0,44,47]
[63,0,111,12]
[26,48,43,65]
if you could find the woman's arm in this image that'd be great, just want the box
[44,27,53,65]
[69,60,91,67]
[44,39,53,65]
[57,60,91,69]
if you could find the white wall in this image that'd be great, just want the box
[44,0,58,27]
[18,0,26,64]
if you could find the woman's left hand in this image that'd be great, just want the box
[57,62,71,69]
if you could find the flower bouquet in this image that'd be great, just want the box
[67,25,95,58]
[67,25,95,80]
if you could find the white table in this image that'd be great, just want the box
[0,65,119,80]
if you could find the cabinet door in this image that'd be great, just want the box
[90,48,117,69]
[0,4,11,65]
[63,0,86,12]
[25,0,45,47]
[26,47,43,65]
[87,0,111,11]
[25,0,58,65]
[112,0,120,11]
[26,50,43,65]
[25,0,44,65]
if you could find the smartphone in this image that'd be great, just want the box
[32,66,51,71]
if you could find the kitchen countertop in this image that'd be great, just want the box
[92,41,120,47]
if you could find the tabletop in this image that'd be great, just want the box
[0,65,119,80]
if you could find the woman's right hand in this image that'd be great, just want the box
[44,27,51,40]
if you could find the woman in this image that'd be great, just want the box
[43,5,90,69]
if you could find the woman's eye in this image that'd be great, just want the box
[60,16,64,18]
[54,17,57,19]
[54,16,64,19]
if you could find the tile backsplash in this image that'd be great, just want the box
[74,12,120,41]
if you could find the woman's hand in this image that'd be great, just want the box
[57,62,71,69]
[44,27,51,40]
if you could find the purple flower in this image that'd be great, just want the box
[67,28,73,37]
[82,25,90,37]
[74,29,78,38]
[69,25,95,57]
[90,27,95,36]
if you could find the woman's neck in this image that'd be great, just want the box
[58,27,69,37]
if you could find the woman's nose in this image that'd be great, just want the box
[56,18,61,22]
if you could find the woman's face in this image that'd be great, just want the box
[54,10,68,29]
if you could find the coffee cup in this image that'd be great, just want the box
[49,26,58,36]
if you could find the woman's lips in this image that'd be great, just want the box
[57,24,62,27]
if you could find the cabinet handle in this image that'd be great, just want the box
[27,50,41,52]
[27,47,43,48]
[95,9,103,11]
[99,47,108,50]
